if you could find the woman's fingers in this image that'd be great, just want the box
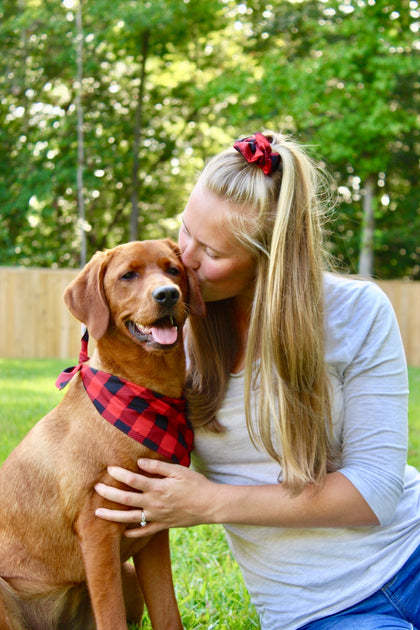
[99,459,182,492]
[94,458,214,531]
[94,460,173,522]
[136,458,183,477]
[95,481,144,507]
[105,465,150,491]
[94,505,165,536]
[95,506,143,523]
[94,460,176,529]
[124,523,163,537]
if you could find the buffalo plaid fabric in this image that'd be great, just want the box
[56,330,193,467]
[56,328,90,389]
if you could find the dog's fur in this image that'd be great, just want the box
[0,239,204,630]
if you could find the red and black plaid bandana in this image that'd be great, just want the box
[56,330,193,467]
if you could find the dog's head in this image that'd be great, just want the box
[64,239,205,347]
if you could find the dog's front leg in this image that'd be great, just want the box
[76,516,128,630]
[133,529,183,630]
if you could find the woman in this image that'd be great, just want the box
[95,131,420,629]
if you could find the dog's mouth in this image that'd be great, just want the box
[126,317,179,348]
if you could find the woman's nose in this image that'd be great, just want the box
[181,243,200,270]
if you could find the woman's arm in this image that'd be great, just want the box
[95,458,378,537]
[95,281,406,536]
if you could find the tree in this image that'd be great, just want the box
[0,0,418,278]
[0,0,233,266]
[215,0,419,278]
[255,0,420,278]
[0,0,82,265]
[75,0,86,266]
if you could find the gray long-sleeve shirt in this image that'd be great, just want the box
[192,273,420,630]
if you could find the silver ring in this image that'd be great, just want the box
[140,510,147,527]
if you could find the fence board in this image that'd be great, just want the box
[0,268,419,365]
[378,280,420,369]
[0,267,80,360]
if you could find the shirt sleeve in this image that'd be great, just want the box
[336,282,409,526]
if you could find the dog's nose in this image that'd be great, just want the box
[152,285,180,306]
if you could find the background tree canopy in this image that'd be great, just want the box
[1,0,419,278]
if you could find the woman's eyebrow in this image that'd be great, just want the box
[181,216,226,257]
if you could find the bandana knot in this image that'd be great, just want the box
[56,330,193,467]
[233,132,281,176]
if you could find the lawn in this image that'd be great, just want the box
[0,359,419,629]
[408,366,420,466]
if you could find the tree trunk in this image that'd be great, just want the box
[358,175,375,278]
[130,31,150,242]
[76,0,86,267]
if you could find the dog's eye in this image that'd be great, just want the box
[167,266,180,277]
[121,271,138,280]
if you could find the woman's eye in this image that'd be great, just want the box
[180,222,190,237]
[205,249,219,260]
[121,271,138,280]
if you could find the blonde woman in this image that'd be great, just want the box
[95,132,420,630]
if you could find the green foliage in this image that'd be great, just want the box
[0,0,234,266]
[211,0,419,278]
[0,1,418,277]
[246,1,420,277]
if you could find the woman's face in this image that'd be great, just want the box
[179,183,256,303]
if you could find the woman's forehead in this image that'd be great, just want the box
[183,185,251,254]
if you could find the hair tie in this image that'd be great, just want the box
[233,132,281,176]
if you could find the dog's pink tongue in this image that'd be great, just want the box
[151,325,178,345]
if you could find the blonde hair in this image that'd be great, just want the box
[185,131,333,493]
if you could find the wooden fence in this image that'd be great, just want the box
[377,280,420,368]
[0,267,419,366]
[0,267,80,360]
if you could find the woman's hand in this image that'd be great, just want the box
[95,458,217,537]
[95,460,379,535]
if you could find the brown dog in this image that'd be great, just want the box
[0,239,204,630]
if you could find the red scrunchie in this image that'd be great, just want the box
[233,132,281,175]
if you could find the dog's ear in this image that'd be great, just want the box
[164,238,206,318]
[63,250,110,340]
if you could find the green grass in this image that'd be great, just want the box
[0,359,69,461]
[408,367,420,467]
[1,359,419,629]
